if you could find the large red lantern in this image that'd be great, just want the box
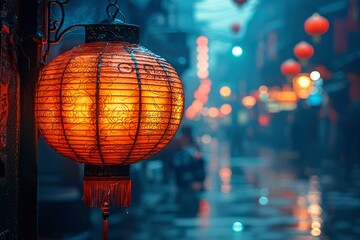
[36,23,184,209]
[304,13,329,42]
[293,41,314,65]
[280,59,301,80]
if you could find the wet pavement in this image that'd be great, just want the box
[87,139,360,240]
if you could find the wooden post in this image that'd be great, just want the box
[17,0,41,239]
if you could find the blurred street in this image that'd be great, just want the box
[84,138,360,240]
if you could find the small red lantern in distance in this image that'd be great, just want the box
[232,23,241,34]
[233,0,247,6]
[315,64,332,80]
[304,13,329,43]
[281,59,301,79]
[294,41,314,65]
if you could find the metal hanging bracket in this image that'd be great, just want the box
[41,0,138,65]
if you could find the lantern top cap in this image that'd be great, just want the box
[83,0,140,44]
[84,22,140,44]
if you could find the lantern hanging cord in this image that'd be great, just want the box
[106,0,126,23]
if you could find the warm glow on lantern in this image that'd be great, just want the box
[242,96,256,109]
[36,42,184,165]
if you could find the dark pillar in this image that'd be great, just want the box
[17,0,41,239]
[0,1,20,239]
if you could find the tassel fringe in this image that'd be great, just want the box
[83,178,131,207]
[103,219,108,240]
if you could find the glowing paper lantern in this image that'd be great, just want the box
[36,24,184,208]
[304,13,329,42]
[294,41,314,65]
[281,59,301,80]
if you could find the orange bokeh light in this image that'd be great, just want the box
[242,96,256,109]
[220,86,232,97]
[208,107,219,118]
[199,84,211,95]
[197,62,209,70]
[197,70,209,79]
[192,100,204,111]
[197,45,209,53]
[259,85,268,94]
[197,54,209,62]
[293,73,313,99]
[197,36,208,45]
[220,104,232,115]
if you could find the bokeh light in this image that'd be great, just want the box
[232,222,244,232]
[242,96,256,109]
[197,36,208,45]
[298,75,311,88]
[208,107,219,118]
[220,104,232,115]
[219,167,232,182]
[259,85,268,94]
[259,196,269,205]
[220,86,232,97]
[311,228,321,237]
[201,134,212,144]
[232,46,243,57]
[310,70,321,81]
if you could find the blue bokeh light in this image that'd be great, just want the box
[232,222,244,232]
[259,196,269,205]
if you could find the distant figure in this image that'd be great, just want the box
[172,126,206,192]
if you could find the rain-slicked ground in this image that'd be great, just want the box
[88,139,360,240]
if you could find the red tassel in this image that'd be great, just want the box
[103,219,108,240]
[102,201,110,240]
[83,178,131,207]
